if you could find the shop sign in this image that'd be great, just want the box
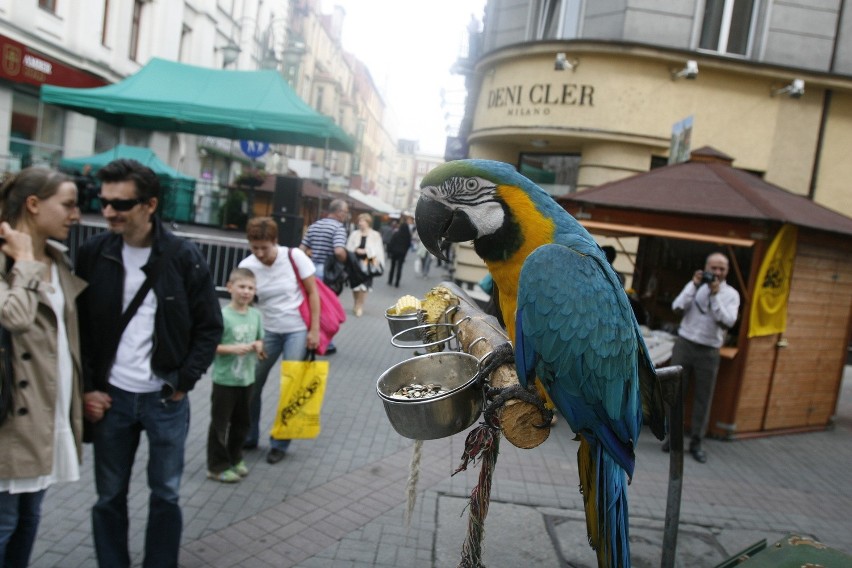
[0,34,106,88]
[487,82,594,116]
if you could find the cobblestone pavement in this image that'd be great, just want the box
[30,250,852,567]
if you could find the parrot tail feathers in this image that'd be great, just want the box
[578,435,631,568]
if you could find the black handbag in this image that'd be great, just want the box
[322,255,348,296]
[367,258,384,277]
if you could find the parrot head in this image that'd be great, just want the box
[416,159,558,263]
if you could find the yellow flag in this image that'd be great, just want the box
[748,224,797,337]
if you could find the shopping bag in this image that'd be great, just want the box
[270,351,328,440]
[298,279,346,355]
[288,249,347,355]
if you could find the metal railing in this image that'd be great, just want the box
[67,221,251,295]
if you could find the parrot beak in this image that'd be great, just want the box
[415,196,452,260]
[415,195,478,261]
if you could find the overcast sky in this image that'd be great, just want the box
[324,0,485,156]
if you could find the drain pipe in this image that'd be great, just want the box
[808,0,845,200]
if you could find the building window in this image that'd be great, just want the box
[518,153,580,197]
[534,0,582,40]
[699,0,756,56]
[179,24,191,62]
[101,0,110,46]
[38,0,58,13]
[10,90,65,170]
[129,0,143,61]
[315,86,324,114]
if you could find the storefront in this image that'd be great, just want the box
[0,33,106,171]
[466,41,852,218]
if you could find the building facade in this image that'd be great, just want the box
[459,0,852,218]
[0,0,404,219]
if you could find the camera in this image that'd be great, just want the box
[700,271,716,285]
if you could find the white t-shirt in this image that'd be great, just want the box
[239,246,315,333]
[109,243,163,393]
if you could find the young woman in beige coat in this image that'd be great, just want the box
[0,168,87,567]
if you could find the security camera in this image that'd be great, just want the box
[554,52,578,71]
[671,60,698,80]
[772,79,805,98]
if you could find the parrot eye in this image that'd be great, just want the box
[464,178,479,191]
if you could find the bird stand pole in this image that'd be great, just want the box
[658,364,684,568]
[440,282,550,449]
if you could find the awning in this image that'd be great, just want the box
[41,58,354,152]
[60,144,195,182]
[580,219,755,247]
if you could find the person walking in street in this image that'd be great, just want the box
[76,159,223,568]
[300,199,348,353]
[346,213,384,317]
[664,252,740,463]
[206,268,264,483]
[0,168,87,568]
[240,217,320,465]
[300,199,349,281]
[386,213,412,288]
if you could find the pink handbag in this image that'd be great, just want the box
[288,249,346,355]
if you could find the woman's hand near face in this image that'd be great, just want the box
[0,222,34,262]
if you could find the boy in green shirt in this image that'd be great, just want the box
[207,268,265,482]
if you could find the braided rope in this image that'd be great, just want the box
[455,415,501,568]
[404,439,423,526]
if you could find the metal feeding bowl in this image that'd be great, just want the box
[390,323,457,350]
[385,306,421,336]
[376,351,484,440]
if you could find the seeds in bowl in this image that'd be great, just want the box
[390,383,449,400]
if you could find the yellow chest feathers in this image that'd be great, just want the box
[485,185,555,340]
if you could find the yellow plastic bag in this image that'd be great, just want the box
[270,354,328,440]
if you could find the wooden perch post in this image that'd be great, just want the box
[441,282,550,449]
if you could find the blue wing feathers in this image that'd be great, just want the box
[517,243,642,475]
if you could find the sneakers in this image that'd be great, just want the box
[207,469,241,483]
[232,460,249,477]
[266,448,286,464]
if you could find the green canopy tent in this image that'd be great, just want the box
[60,144,197,222]
[40,58,354,152]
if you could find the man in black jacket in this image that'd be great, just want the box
[76,159,223,568]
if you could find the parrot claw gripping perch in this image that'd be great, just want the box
[477,342,553,429]
[484,384,553,429]
[476,342,515,383]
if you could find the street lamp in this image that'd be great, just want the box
[283,38,306,86]
[258,22,280,70]
[217,39,241,68]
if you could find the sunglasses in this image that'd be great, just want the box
[98,197,147,212]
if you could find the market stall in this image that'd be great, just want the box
[560,147,852,439]
[60,144,196,222]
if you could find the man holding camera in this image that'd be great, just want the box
[665,252,740,463]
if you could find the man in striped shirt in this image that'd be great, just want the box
[300,199,349,354]
[300,199,349,280]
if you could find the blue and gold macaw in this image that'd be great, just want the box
[415,159,666,568]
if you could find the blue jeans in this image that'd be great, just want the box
[313,262,325,281]
[246,329,308,451]
[92,385,190,568]
[0,489,46,568]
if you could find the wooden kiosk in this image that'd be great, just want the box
[559,147,852,439]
